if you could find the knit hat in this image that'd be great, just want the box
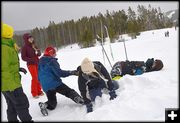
[2,23,14,38]
[44,46,56,56]
[81,57,98,74]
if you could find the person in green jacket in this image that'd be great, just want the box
[1,23,33,122]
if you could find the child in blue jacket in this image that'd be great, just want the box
[38,46,84,116]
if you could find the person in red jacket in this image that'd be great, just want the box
[21,33,44,98]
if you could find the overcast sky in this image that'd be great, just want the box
[2,1,178,31]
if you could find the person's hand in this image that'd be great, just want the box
[36,49,41,56]
[109,90,117,100]
[86,103,93,113]
[19,67,27,74]
[70,70,79,76]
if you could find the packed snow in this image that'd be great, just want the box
[1,27,178,122]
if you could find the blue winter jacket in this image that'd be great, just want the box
[38,56,71,92]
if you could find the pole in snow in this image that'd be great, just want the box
[97,34,113,68]
[100,20,105,65]
[104,25,114,61]
[123,40,128,61]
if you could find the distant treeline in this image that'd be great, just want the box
[14,5,174,51]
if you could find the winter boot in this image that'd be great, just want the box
[74,96,84,105]
[39,102,48,116]
[69,90,84,104]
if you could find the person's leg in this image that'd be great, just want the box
[2,92,19,122]
[35,64,43,95]
[3,87,32,122]
[56,84,84,104]
[89,87,102,102]
[45,90,57,110]
[112,80,119,90]
[28,65,42,97]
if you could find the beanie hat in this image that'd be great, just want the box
[153,59,163,71]
[81,57,98,74]
[2,23,14,38]
[44,46,56,56]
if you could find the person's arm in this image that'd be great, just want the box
[77,66,92,104]
[77,70,93,113]
[32,44,41,56]
[94,61,114,91]
[2,46,11,74]
[21,47,36,63]
[50,58,72,78]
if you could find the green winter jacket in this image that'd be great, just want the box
[1,38,21,91]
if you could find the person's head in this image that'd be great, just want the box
[23,33,34,44]
[151,59,163,71]
[146,58,163,71]
[2,23,14,39]
[80,57,101,78]
[44,46,57,57]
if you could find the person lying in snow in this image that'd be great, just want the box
[110,58,164,80]
[38,46,84,116]
[76,57,119,113]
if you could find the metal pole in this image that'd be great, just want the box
[104,25,114,61]
[123,40,128,61]
[100,42,113,68]
[100,20,105,65]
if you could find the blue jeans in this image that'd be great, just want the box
[89,87,102,101]
[88,79,105,101]
[88,79,119,101]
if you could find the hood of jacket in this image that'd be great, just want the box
[2,38,15,48]
[39,56,58,66]
[23,33,33,46]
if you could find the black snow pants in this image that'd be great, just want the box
[2,87,32,122]
[45,83,82,110]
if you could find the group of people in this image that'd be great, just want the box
[2,23,164,122]
[2,23,119,122]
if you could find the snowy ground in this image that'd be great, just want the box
[1,27,178,122]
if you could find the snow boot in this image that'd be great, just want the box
[74,96,84,105]
[39,102,48,116]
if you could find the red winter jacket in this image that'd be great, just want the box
[21,33,41,65]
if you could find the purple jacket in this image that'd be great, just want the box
[21,33,41,65]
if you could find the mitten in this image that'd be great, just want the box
[109,90,117,100]
[70,70,79,76]
[19,67,27,74]
[86,103,93,113]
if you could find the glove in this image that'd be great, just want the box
[70,70,79,76]
[109,90,117,100]
[19,67,27,74]
[86,103,93,113]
